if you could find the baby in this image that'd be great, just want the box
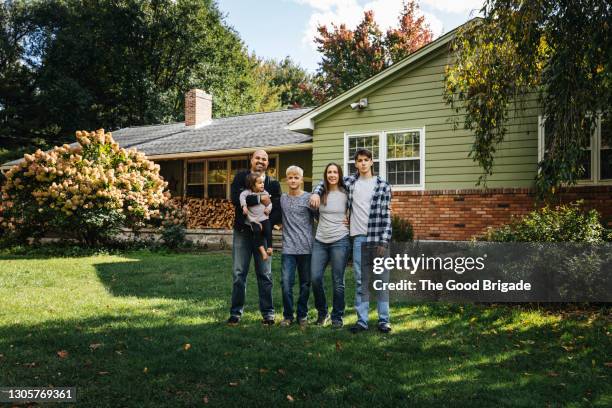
[239,172,273,260]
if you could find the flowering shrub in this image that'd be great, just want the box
[0,129,169,246]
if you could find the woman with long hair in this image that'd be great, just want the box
[310,163,351,328]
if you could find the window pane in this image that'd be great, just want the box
[230,159,249,182]
[387,131,420,159]
[208,160,228,184]
[187,162,204,184]
[348,135,379,160]
[208,184,226,199]
[543,119,591,180]
[186,185,204,198]
[601,115,611,180]
[578,149,592,180]
[387,160,420,185]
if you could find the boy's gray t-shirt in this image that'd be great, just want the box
[350,176,376,237]
[281,192,314,254]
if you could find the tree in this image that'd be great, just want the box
[0,0,267,151]
[253,56,317,109]
[314,1,433,102]
[385,0,433,63]
[443,0,611,196]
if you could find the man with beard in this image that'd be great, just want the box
[227,150,281,325]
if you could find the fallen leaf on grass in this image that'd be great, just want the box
[547,371,559,377]
[277,369,286,375]
[335,340,343,352]
[57,350,69,359]
[89,343,102,351]
[98,371,109,375]
[258,368,269,374]
[143,367,148,374]
[287,395,294,402]
[183,343,191,351]
[203,396,209,404]
[229,382,239,387]
[24,362,36,368]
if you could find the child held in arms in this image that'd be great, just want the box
[239,172,273,260]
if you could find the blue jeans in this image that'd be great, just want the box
[281,254,311,321]
[353,235,390,328]
[230,228,274,319]
[311,236,351,322]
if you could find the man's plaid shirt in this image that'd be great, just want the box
[313,174,392,244]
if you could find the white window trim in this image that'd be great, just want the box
[538,114,611,185]
[344,127,425,191]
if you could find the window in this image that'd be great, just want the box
[186,161,205,198]
[207,160,228,199]
[386,131,421,185]
[539,114,611,184]
[344,129,424,189]
[600,114,611,180]
[184,154,279,199]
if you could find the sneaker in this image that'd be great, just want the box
[349,324,368,334]
[316,314,330,326]
[298,318,308,328]
[226,316,240,326]
[280,318,293,327]
[377,322,392,334]
[331,320,344,329]
[262,317,275,326]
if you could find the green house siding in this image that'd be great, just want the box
[312,48,540,190]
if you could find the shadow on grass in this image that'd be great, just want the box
[1,310,610,407]
[0,252,610,407]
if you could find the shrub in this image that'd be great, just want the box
[391,215,414,242]
[0,129,168,246]
[485,202,604,242]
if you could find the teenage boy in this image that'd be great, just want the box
[279,166,314,327]
[227,150,281,326]
[310,148,392,334]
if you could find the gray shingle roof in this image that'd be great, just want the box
[1,108,313,168]
[124,107,312,156]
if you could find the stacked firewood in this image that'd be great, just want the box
[170,197,235,229]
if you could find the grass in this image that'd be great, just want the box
[0,250,610,407]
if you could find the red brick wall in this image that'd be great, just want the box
[392,186,612,241]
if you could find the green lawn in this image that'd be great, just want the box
[0,250,610,407]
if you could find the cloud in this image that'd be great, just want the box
[420,0,482,14]
[298,0,445,49]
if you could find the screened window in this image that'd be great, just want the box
[344,129,424,189]
[539,115,611,183]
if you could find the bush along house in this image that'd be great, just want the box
[286,20,611,240]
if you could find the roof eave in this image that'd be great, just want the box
[285,116,314,134]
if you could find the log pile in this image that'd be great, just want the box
[171,198,235,229]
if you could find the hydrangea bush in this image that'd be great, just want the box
[0,129,170,246]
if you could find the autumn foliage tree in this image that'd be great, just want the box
[314,1,433,101]
[0,129,170,246]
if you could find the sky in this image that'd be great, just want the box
[216,0,483,72]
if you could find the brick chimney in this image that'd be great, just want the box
[185,89,212,128]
